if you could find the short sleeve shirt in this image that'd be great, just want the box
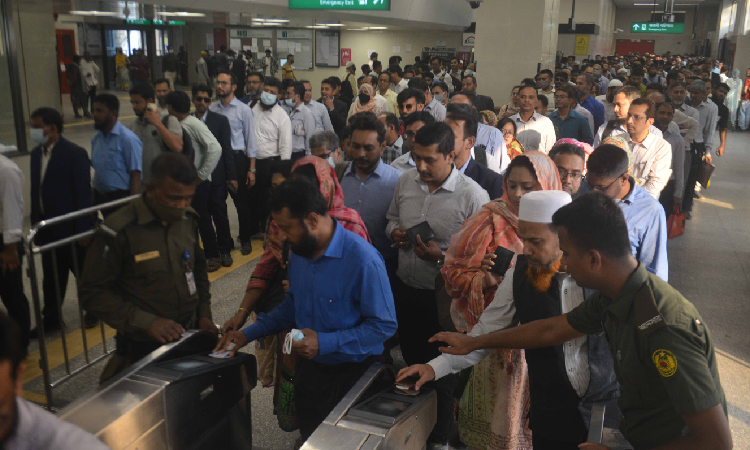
[91,121,143,193]
[566,264,726,449]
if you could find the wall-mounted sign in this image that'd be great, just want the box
[289,0,389,10]
[574,35,589,55]
[341,48,352,66]
[462,33,475,47]
[229,29,273,39]
[631,22,685,34]
[125,19,185,26]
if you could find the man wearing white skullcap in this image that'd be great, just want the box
[398,190,623,449]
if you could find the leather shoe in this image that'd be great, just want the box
[240,241,253,255]
[83,312,99,328]
[220,253,233,267]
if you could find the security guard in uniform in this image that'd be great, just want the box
[80,153,218,383]
[428,192,732,450]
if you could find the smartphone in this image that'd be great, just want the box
[147,103,158,112]
[395,376,421,396]
[489,246,515,276]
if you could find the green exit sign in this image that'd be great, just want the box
[631,22,685,34]
[289,0,390,10]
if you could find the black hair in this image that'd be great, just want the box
[357,75,365,85]
[539,69,554,78]
[549,142,586,162]
[31,107,64,134]
[220,44,227,52]
[433,81,450,94]
[129,83,156,102]
[630,97,656,119]
[269,159,293,181]
[446,102,479,139]
[656,102,675,113]
[521,78,537,88]
[72,54,81,64]
[518,84,538,96]
[165,90,192,114]
[349,111,387,144]
[373,60,382,71]
[497,117,517,136]
[94,93,120,116]
[0,311,26,380]
[717,82,730,92]
[452,90,478,108]
[402,111,436,128]
[537,95,549,108]
[154,77,171,89]
[361,64,371,74]
[290,164,320,189]
[264,77,282,91]
[380,112,400,133]
[555,84,576,100]
[414,122,454,157]
[340,125,353,141]
[388,65,404,78]
[464,75,477,85]
[151,152,199,186]
[397,88,426,107]
[371,52,378,59]
[321,77,338,89]
[646,82,664,93]
[430,56,440,64]
[247,71,265,83]
[587,144,629,178]
[551,191,631,259]
[505,154,538,181]
[192,84,213,98]
[404,68,415,76]
[407,77,429,94]
[378,71,391,82]
[217,71,237,86]
[288,81,305,100]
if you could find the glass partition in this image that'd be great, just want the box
[0,0,21,152]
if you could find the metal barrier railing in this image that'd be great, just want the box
[25,194,140,409]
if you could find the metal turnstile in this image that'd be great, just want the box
[302,363,437,450]
[58,330,257,450]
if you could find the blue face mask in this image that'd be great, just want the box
[327,156,335,167]
[260,91,277,106]
[434,93,446,102]
[285,98,296,107]
[30,127,47,144]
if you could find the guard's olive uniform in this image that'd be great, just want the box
[567,264,725,450]
[79,196,212,377]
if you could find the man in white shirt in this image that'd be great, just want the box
[511,85,556,153]
[684,80,717,213]
[593,86,667,147]
[388,65,409,94]
[654,101,686,214]
[668,81,701,213]
[80,51,100,114]
[397,190,621,449]
[301,80,333,132]
[625,98,672,199]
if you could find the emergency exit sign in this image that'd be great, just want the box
[631,22,685,34]
[289,0,390,10]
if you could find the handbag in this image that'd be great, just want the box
[667,206,686,239]
[696,161,715,188]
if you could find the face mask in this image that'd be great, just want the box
[145,194,187,224]
[327,156,335,167]
[358,93,370,104]
[261,92,277,106]
[30,127,47,144]
[539,81,550,90]
[434,93,446,102]
[464,70,474,77]
[285,98,296,107]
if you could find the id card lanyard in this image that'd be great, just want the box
[182,250,197,296]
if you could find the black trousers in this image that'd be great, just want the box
[0,240,30,349]
[38,231,87,325]
[290,151,306,162]
[93,189,131,218]
[193,181,233,258]
[659,179,677,215]
[391,275,458,445]
[228,151,255,243]
[294,356,377,441]
[683,143,705,213]
[250,157,279,235]
[532,436,587,450]
[88,86,97,113]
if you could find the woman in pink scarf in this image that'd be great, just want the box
[442,151,562,450]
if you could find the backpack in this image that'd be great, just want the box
[474,145,488,167]
[334,161,350,182]
[163,115,195,163]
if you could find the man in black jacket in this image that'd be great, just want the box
[28,107,95,335]
[444,103,504,200]
[191,85,237,271]
[319,77,348,136]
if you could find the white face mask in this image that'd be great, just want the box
[327,156,335,167]
[30,127,47,144]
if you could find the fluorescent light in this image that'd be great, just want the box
[321,23,344,26]
[306,25,329,28]
[157,12,206,17]
[69,10,121,17]
[367,26,387,30]
[633,3,656,5]
[346,28,367,30]
[264,18,290,22]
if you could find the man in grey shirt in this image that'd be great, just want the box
[386,122,489,448]
[128,83,184,185]
[165,91,221,183]
[0,311,109,450]
[408,77,446,122]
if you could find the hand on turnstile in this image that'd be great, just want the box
[291,328,319,359]
[148,318,186,344]
[396,365,436,391]
[213,330,249,357]
[429,331,476,355]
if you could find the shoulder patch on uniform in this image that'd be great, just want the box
[634,283,667,334]
[652,349,678,377]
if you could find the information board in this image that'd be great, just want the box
[289,0,390,10]
[315,30,340,67]
[631,22,685,34]
[278,29,313,70]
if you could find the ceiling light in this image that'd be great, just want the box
[367,26,387,30]
[69,10,121,17]
[157,12,206,17]
[306,25,329,28]
[264,18,290,22]
[322,23,344,26]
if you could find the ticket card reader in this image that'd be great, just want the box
[59,330,256,450]
[302,363,437,450]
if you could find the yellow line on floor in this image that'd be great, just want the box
[22,390,48,404]
[208,245,265,283]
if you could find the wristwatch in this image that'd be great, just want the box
[249,168,257,174]
[436,251,446,268]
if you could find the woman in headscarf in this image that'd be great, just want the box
[442,151,561,450]
[347,82,386,119]
[480,110,499,128]
[498,85,522,119]
[726,68,742,128]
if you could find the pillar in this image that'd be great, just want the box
[474,0,560,109]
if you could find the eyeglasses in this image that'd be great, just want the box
[557,169,582,180]
[194,96,211,103]
[585,172,626,191]
[500,129,514,136]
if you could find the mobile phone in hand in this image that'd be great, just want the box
[489,246,515,276]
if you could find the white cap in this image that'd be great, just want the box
[609,79,623,88]
[617,68,628,74]
[346,61,356,69]
[519,191,572,224]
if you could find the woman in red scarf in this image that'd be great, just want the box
[442,151,562,450]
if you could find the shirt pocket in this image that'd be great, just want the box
[619,355,663,411]
[316,295,353,331]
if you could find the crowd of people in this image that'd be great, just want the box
[0,50,741,450]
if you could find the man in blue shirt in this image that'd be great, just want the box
[576,73,606,132]
[215,179,397,441]
[583,144,668,280]
[548,85,594,145]
[339,112,402,267]
[91,93,143,211]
